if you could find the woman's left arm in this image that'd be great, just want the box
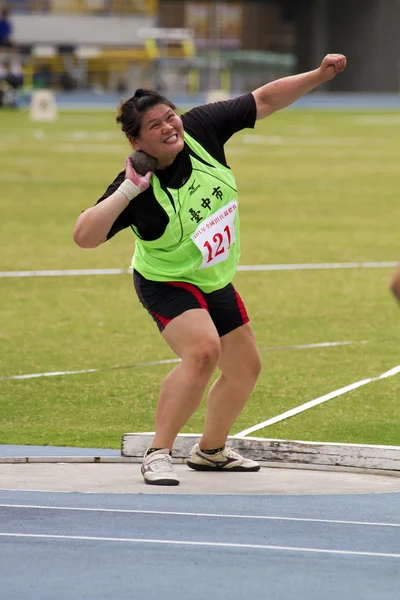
[252,54,347,120]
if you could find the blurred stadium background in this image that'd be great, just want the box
[1,0,400,109]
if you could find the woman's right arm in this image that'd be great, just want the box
[73,159,152,248]
[73,190,131,248]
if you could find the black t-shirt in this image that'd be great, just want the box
[97,92,257,241]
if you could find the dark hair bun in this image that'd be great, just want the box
[134,89,149,99]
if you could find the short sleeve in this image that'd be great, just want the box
[181,93,257,166]
[182,93,256,146]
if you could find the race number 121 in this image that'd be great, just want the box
[203,225,232,263]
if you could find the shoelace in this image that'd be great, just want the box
[150,455,175,472]
[223,448,242,460]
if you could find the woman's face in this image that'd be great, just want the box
[132,103,185,168]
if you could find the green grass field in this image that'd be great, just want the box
[1,107,400,449]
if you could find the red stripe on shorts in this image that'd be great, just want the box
[234,289,249,324]
[152,312,172,330]
[167,281,208,310]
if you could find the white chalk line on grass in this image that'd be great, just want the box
[2,338,400,382]
[0,261,397,278]
[0,533,399,558]
[0,359,180,381]
[234,364,400,438]
[237,261,397,271]
[0,268,127,278]
[2,338,399,382]
[241,134,398,147]
[262,340,356,352]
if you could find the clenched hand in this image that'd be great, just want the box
[319,54,347,82]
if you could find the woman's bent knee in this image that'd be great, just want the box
[188,340,221,371]
[243,351,262,384]
[251,352,262,380]
[224,349,261,384]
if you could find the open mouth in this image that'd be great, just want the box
[164,133,179,144]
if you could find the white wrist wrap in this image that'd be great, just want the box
[117,179,141,201]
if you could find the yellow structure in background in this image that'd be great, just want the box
[10,0,158,16]
[25,44,157,91]
[144,38,160,60]
[22,27,196,92]
[10,0,195,93]
[139,28,196,60]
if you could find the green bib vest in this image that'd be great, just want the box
[130,132,240,293]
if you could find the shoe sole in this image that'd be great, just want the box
[144,478,180,486]
[186,460,260,472]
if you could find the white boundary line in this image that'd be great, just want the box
[261,340,365,352]
[0,532,399,558]
[237,261,397,272]
[0,359,180,381]
[2,339,399,382]
[234,364,400,438]
[0,269,128,278]
[0,368,101,381]
[0,261,397,278]
[1,504,398,528]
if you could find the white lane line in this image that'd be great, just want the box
[66,132,122,141]
[0,269,128,278]
[58,144,126,154]
[0,359,180,381]
[0,532,399,557]
[2,339,399,382]
[0,261,397,278]
[1,504,398,528]
[237,261,397,271]
[241,134,398,147]
[234,364,400,438]
[261,340,359,352]
[0,368,101,381]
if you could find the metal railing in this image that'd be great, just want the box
[9,0,158,16]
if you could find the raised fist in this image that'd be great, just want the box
[319,54,347,82]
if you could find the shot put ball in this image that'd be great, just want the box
[130,151,158,175]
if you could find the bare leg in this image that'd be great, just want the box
[151,309,221,450]
[199,323,261,450]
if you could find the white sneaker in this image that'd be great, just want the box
[141,448,180,486]
[187,443,260,472]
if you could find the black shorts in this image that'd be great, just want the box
[133,270,249,337]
